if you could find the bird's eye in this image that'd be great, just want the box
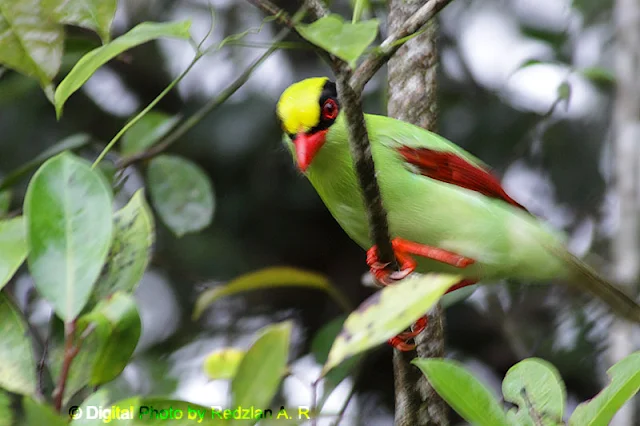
[322,98,338,120]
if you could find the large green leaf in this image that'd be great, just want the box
[86,292,142,385]
[22,397,67,426]
[231,322,291,425]
[0,216,27,290]
[147,155,214,238]
[121,111,181,157]
[0,292,37,395]
[413,358,510,426]
[193,267,350,320]
[43,0,117,43]
[569,351,640,426]
[322,273,461,374]
[54,20,192,117]
[0,0,64,97]
[296,14,378,68]
[24,152,113,321]
[503,358,566,426]
[93,189,155,301]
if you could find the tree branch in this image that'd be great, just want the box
[387,0,448,424]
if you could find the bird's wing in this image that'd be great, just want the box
[397,145,528,212]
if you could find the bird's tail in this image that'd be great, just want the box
[548,244,640,323]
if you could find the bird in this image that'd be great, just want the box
[276,76,640,351]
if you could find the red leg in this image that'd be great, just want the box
[366,238,477,352]
[367,237,475,285]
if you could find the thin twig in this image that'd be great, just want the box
[117,11,305,169]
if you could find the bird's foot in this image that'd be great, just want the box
[366,237,475,285]
[366,238,477,351]
[388,316,428,351]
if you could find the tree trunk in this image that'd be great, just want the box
[610,0,640,424]
[387,1,448,425]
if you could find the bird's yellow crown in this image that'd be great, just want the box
[277,77,328,135]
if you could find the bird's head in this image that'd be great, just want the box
[276,77,340,172]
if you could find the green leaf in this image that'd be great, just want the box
[0,390,13,426]
[203,348,246,380]
[86,292,142,385]
[0,0,64,96]
[0,190,10,216]
[0,133,92,191]
[43,0,117,43]
[93,190,155,301]
[121,111,181,157]
[231,322,291,424]
[413,358,510,426]
[24,152,113,321]
[147,154,214,238]
[54,20,192,118]
[569,351,640,426]
[322,273,461,374]
[311,316,361,410]
[193,267,350,320]
[580,67,616,89]
[502,358,566,426]
[72,389,110,425]
[296,14,378,68]
[0,216,27,290]
[22,397,67,426]
[0,292,37,395]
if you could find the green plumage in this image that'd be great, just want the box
[284,113,640,322]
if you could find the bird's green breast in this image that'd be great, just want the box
[288,114,569,282]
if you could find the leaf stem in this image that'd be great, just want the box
[53,321,79,411]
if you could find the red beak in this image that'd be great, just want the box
[293,130,328,172]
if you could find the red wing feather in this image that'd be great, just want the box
[397,146,528,212]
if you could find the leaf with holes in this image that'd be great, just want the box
[193,267,349,320]
[569,351,640,426]
[232,322,291,420]
[296,14,378,68]
[0,292,37,395]
[0,0,64,98]
[121,111,181,157]
[93,189,154,301]
[147,155,214,238]
[43,0,117,43]
[0,216,27,290]
[322,273,461,374]
[503,358,566,426]
[54,20,191,117]
[24,152,113,321]
[414,358,510,426]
